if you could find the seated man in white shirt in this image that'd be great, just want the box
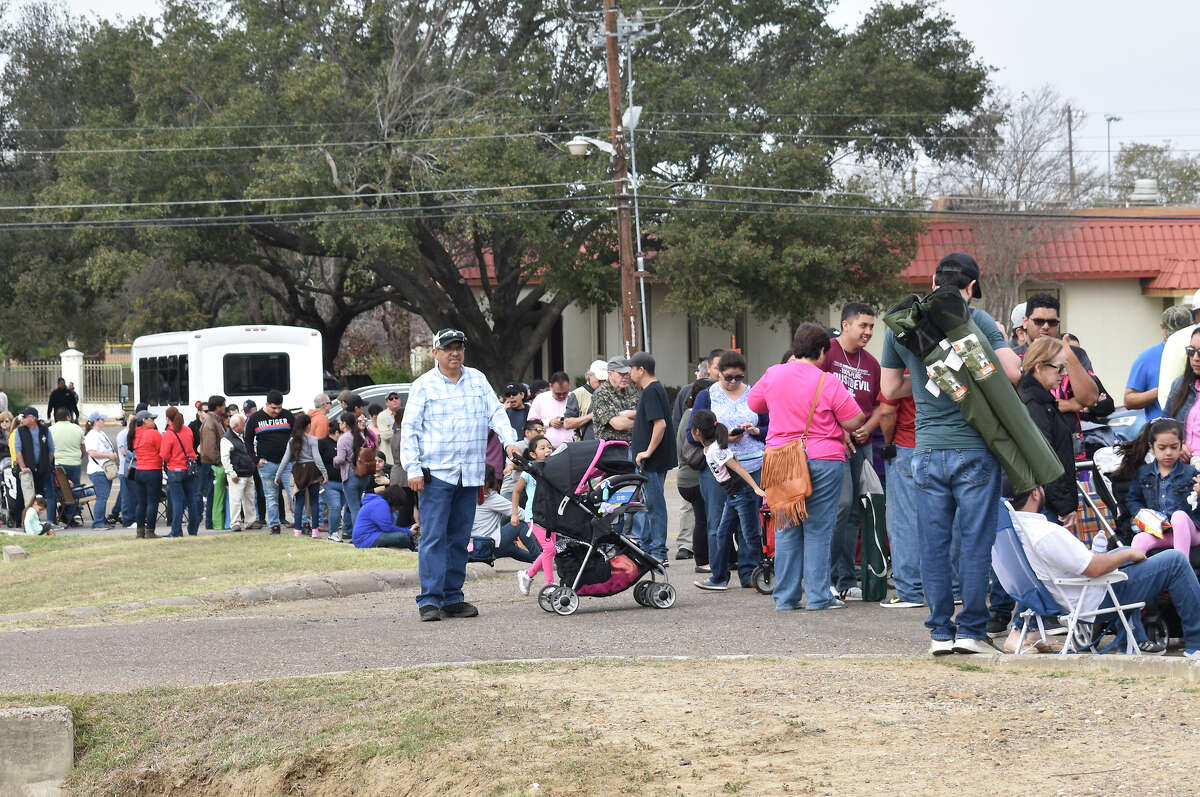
[1010,485,1200,657]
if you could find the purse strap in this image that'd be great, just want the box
[170,428,193,462]
[800,373,826,442]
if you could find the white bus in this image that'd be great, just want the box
[131,325,324,425]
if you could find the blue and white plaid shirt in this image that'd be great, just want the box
[400,364,516,487]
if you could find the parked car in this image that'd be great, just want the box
[326,382,411,426]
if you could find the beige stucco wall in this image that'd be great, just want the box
[1057,279,1163,398]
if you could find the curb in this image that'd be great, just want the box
[0,562,518,625]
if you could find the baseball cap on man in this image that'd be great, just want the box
[587,359,609,380]
[1189,288,1200,311]
[1162,304,1195,334]
[502,382,524,397]
[936,253,982,299]
[1010,302,1027,330]
[21,407,38,419]
[432,328,467,349]
[606,356,631,374]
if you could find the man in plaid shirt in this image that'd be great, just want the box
[401,329,520,622]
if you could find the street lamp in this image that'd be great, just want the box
[1105,113,1121,198]
[567,120,650,355]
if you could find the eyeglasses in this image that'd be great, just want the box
[1040,362,1068,374]
[1029,317,1060,327]
[1187,346,1200,359]
[722,374,745,383]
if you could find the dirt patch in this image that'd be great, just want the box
[43,657,1200,795]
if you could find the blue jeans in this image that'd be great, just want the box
[773,458,844,610]
[698,468,737,570]
[166,469,201,536]
[344,473,369,529]
[495,522,540,563]
[294,482,320,528]
[1104,549,1200,647]
[60,464,82,522]
[197,463,214,528]
[707,474,763,587]
[831,444,871,591]
[372,530,416,549]
[911,449,1001,641]
[133,469,161,529]
[256,460,292,528]
[884,446,923,603]
[119,474,139,526]
[323,482,347,536]
[415,476,478,608]
[636,469,669,561]
[90,472,112,528]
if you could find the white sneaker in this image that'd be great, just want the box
[517,570,532,596]
[842,586,863,600]
[1183,649,1200,660]
[880,597,924,609]
[830,585,840,597]
[929,638,955,656]
[126,523,138,530]
[952,637,996,655]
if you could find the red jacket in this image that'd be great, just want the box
[160,425,196,471]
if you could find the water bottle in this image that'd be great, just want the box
[1091,527,1107,554]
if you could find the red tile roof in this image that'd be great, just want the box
[904,215,1200,286]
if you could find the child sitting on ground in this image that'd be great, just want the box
[513,435,554,595]
[22,495,52,536]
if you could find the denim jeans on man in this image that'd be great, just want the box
[773,458,844,611]
[708,474,763,587]
[197,462,214,528]
[256,460,292,528]
[911,449,1001,641]
[90,473,112,528]
[831,443,871,593]
[133,469,161,529]
[634,469,669,561]
[119,474,139,526]
[416,475,478,608]
[884,445,923,604]
[166,469,202,536]
[1101,549,1200,646]
[60,464,82,523]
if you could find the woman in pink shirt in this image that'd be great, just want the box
[747,324,864,611]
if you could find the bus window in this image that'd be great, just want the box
[224,353,290,396]
[138,357,155,405]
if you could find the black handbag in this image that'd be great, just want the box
[171,429,199,478]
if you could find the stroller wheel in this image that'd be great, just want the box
[537,584,557,613]
[752,564,774,595]
[649,582,676,609]
[633,581,651,606]
[551,586,579,616]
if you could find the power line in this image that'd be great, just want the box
[0,180,610,213]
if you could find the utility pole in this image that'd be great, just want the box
[603,0,639,357]
[1065,104,1076,199]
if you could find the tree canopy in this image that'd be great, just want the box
[1,0,992,380]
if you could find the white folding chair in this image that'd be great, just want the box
[1004,501,1144,656]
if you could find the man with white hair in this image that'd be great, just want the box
[563,359,608,441]
[221,413,260,531]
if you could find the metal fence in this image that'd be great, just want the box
[83,361,124,403]
[0,361,59,406]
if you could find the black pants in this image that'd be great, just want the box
[678,483,710,566]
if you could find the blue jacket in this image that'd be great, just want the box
[352,493,412,548]
[1126,459,1200,522]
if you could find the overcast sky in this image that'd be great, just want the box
[54,0,1200,171]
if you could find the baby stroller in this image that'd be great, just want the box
[0,459,19,528]
[751,502,775,594]
[522,438,674,616]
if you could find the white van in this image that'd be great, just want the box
[131,325,324,425]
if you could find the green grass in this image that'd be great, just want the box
[0,532,416,615]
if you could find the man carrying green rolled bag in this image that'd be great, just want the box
[880,253,1057,656]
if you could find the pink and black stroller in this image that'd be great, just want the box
[522,438,675,615]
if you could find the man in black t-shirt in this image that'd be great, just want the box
[628,352,675,562]
[243,389,295,534]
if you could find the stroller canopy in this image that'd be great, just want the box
[532,440,635,538]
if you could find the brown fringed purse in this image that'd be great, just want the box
[761,373,825,528]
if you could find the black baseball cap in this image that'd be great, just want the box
[432,328,467,348]
[502,383,524,397]
[936,253,982,299]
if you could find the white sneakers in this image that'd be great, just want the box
[880,597,924,609]
[517,570,532,596]
[930,637,996,656]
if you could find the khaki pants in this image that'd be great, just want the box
[227,473,258,527]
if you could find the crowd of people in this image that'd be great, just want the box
[11,250,1200,656]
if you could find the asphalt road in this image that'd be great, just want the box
[0,573,933,694]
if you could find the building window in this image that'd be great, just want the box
[686,317,699,366]
[595,308,607,357]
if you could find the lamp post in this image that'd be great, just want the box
[1105,113,1121,198]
